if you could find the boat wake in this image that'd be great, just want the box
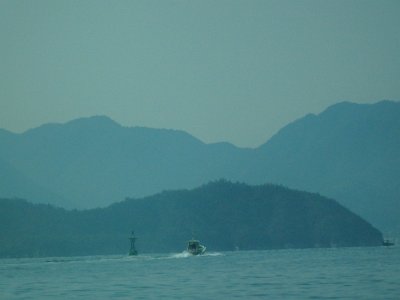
[203,252,224,257]
[169,251,192,259]
[168,251,224,259]
[40,251,225,265]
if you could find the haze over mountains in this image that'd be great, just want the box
[0,100,399,232]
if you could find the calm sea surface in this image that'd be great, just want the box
[1,246,399,299]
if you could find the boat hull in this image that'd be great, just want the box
[382,240,394,246]
[187,239,206,255]
[188,245,206,255]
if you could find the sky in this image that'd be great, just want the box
[1,0,399,148]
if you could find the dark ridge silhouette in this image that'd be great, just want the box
[0,181,382,258]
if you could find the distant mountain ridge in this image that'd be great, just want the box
[0,181,383,258]
[0,157,65,206]
[0,115,251,208]
[0,101,399,232]
[246,100,400,232]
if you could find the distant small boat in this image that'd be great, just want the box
[382,239,395,247]
[187,239,206,255]
[129,231,138,255]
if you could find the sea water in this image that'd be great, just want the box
[1,246,399,299]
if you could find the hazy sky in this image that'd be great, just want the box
[1,0,399,147]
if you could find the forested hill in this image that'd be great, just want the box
[0,181,382,258]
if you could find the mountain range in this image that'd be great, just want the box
[0,100,399,232]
